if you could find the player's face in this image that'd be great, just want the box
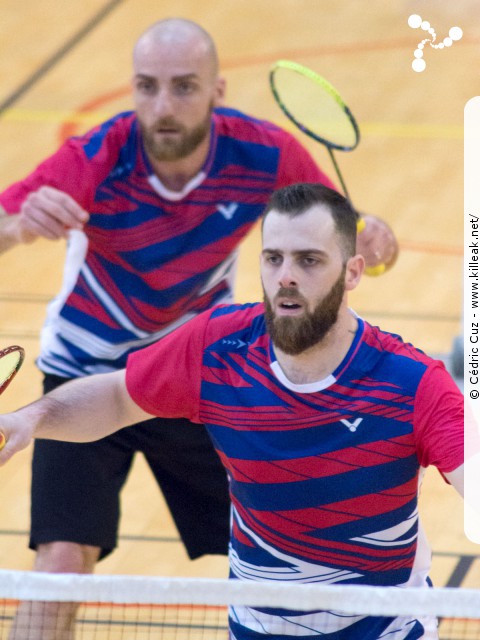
[132,38,225,162]
[261,205,351,354]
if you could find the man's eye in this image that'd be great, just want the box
[137,81,155,93]
[174,82,196,95]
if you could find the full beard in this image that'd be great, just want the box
[140,107,213,162]
[264,269,346,356]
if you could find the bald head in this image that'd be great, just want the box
[134,18,219,79]
[131,18,225,168]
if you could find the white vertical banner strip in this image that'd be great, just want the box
[464,97,480,543]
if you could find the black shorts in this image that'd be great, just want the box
[30,374,231,560]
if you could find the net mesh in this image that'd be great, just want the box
[0,570,479,639]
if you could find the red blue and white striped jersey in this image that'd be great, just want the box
[0,108,333,377]
[126,303,464,639]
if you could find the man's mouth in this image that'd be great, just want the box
[157,127,179,134]
[276,299,303,315]
[153,119,182,134]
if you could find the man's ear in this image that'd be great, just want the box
[344,254,364,291]
[213,77,226,106]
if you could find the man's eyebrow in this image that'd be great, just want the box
[171,73,200,81]
[262,248,327,256]
[133,72,200,81]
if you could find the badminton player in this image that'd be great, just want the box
[0,183,462,640]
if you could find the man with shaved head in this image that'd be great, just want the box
[0,18,397,639]
[132,19,222,169]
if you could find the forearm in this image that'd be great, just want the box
[33,370,150,441]
[0,209,24,254]
[0,370,152,464]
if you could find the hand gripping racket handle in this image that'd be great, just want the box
[0,345,25,451]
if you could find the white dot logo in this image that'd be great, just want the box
[408,14,463,72]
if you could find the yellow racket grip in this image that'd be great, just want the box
[357,217,387,276]
[364,263,386,277]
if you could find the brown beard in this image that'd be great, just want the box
[263,268,346,355]
[140,105,213,162]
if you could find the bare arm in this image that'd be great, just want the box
[0,186,89,255]
[0,370,152,465]
[0,207,30,253]
[444,464,464,497]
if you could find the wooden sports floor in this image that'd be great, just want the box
[0,0,477,592]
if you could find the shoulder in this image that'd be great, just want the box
[204,302,266,347]
[66,111,138,159]
[359,321,449,392]
[211,108,317,180]
[213,107,297,147]
[362,321,433,363]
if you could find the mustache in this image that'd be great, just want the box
[273,287,306,304]
[153,117,183,129]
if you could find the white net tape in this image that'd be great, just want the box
[0,570,479,619]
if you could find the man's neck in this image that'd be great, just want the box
[272,311,358,385]
[146,137,211,193]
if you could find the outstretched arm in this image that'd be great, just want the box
[0,370,152,465]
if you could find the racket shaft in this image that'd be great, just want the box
[327,148,351,201]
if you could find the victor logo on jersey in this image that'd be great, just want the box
[217,203,239,220]
[340,417,363,432]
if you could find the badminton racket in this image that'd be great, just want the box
[0,345,25,450]
[270,60,392,276]
[270,59,359,200]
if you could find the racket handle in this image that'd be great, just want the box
[0,431,6,451]
[356,217,387,276]
[364,263,386,277]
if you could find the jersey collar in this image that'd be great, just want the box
[139,117,218,202]
[269,314,365,393]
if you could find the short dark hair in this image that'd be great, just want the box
[262,183,358,259]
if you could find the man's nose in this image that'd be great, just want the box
[278,260,298,288]
[153,88,175,118]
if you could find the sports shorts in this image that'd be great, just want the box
[30,374,231,560]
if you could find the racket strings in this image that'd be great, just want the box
[270,64,359,150]
[0,347,25,394]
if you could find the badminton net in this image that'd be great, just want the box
[0,569,479,639]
